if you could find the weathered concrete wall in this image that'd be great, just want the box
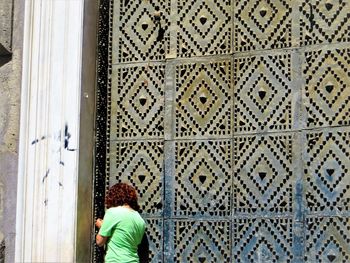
[0,0,12,55]
[0,0,23,262]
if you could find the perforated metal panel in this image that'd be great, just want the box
[94,0,350,262]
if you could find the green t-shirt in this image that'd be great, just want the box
[99,206,146,263]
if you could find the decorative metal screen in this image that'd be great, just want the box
[94,0,350,262]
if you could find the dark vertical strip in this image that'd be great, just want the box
[93,0,111,261]
[76,0,98,261]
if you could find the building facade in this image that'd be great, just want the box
[0,0,349,262]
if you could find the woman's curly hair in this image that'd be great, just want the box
[105,183,140,211]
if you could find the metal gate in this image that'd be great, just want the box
[94,0,350,262]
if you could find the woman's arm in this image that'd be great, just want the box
[96,233,108,247]
[95,218,108,247]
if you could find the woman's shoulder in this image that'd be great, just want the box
[107,206,140,215]
[106,206,126,214]
[134,211,146,226]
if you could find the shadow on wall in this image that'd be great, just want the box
[0,239,5,263]
[0,43,12,67]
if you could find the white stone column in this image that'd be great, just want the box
[15,0,84,262]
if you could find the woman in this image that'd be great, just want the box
[95,183,146,263]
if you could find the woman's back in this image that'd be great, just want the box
[99,206,146,263]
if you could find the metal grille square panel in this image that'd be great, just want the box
[234,52,293,133]
[304,129,350,213]
[234,0,293,51]
[234,134,294,214]
[174,140,232,217]
[113,0,171,63]
[305,217,350,262]
[175,59,232,139]
[233,217,294,262]
[173,220,231,262]
[111,64,165,140]
[300,0,350,46]
[109,141,164,216]
[175,0,232,57]
[303,47,350,128]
